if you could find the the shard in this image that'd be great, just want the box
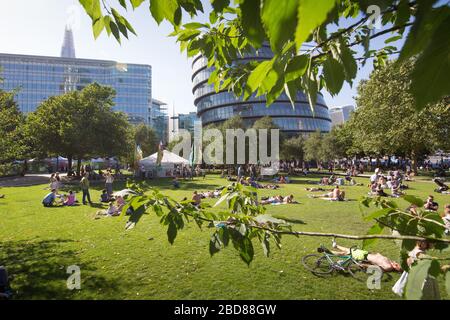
[60,25,76,58]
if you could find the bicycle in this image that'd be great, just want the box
[302,245,368,281]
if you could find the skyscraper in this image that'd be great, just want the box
[60,25,76,58]
[329,105,355,126]
[0,27,151,124]
[192,43,332,135]
[149,99,169,143]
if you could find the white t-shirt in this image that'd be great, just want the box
[370,174,379,183]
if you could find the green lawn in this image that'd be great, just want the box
[1,174,449,300]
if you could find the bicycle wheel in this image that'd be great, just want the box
[302,254,334,275]
[347,262,367,282]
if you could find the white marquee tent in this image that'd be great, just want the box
[139,150,189,177]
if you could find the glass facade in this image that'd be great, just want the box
[0,53,152,124]
[149,99,169,143]
[192,44,331,134]
[178,112,198,135]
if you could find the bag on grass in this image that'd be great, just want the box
[392,271,408,297]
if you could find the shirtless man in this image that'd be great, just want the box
[330,241,402,272]
[309,186,346,201]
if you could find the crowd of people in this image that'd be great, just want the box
[36,161,450,295]
[368,168,409,198]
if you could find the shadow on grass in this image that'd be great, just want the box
[272,216,306,225]
[0,238,123,299]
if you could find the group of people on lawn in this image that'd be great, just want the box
[42,169,120,214]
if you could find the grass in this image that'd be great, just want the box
[0,174,449,300]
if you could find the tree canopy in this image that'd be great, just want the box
[344,59,450,170]
[25,83,131,173]
[79,0,450,112]
[0,90,26,164]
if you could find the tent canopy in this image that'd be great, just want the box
[139,150,189,167]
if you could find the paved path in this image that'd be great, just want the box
[0,174,59,187]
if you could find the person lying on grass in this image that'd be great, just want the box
[305,187,334,192]
[247,177,280,190]
[260,194,297,205]
[308,186,346,201]
[94,201,120,218]
[329,240,402,272]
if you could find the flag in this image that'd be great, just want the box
[134,144,143,175]
[156,141,164,166]
[189,142,194,167]
[136,144,143,161]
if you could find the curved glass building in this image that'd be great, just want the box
[192,44,331,134]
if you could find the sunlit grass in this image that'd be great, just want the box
[0,174,448,300]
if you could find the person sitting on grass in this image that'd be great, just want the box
[433,178,449,193]
[390,179,403,197]
[95,201,120,219]
[116,195,125,212]
[42,189,58,207]
[370,182,388,197]
[192,191,202,207]
[424,195,439,211]
[63,190,76,206]
[329,240,402,272]
[100,189,110,203]
[393,240,446,299]
[173,177,180,189]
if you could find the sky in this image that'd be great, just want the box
[0,0,403,114]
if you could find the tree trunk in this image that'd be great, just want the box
[411,151,418,175]
[68,156,73,176]
[76,158,82,177]
[21,159,28,176]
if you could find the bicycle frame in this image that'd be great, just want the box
[322,252,358,271]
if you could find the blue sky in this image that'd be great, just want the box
[0,0,402,114]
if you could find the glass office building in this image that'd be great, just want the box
[0,28,151,124]
[192,44,331,134]
[149,99,169,143]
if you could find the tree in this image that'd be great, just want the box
[320,125,353,161]
[0,90,27,164]
[347,59,450,173]
[303,130,324,164]
[79,0,450,112]
[25,83,131,175]
[280,134,304,161]
[134,123,158,157]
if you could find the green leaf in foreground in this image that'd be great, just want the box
[295,0,337,50]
